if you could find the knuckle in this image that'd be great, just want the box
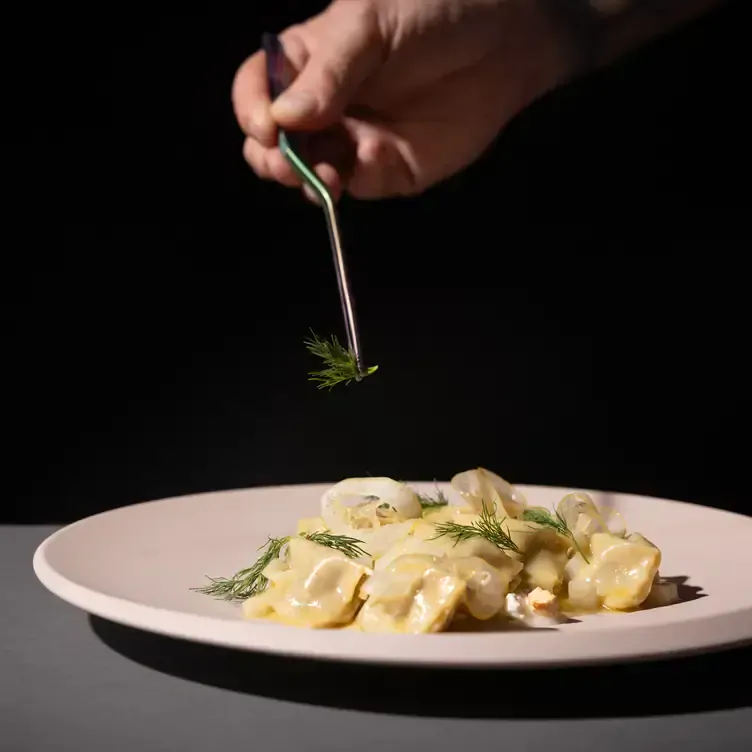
[241,138,255,162]
[361,138,386,165]
[315,63,344,101]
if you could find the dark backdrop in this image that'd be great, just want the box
[7,1,749,524]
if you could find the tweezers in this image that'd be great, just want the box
[262,32,366,378]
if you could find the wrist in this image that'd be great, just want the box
[535,0,726,82]
[506,0,574,101]
[536,0,647,80]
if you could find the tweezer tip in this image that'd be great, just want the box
[354,359,366,381]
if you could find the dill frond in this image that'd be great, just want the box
[304,531,370,559]
[522,507,589,563]
[304,330,378,389]
[192,530,370,602]
[431,499,520,554]
[417,486,450,511]
[191,535,290,601]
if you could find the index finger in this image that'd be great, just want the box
[232,49,276,148]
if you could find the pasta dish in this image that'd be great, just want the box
[194,468,677,633]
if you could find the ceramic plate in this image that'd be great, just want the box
[33,483,752,667]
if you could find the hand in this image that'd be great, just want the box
[233,0,566,200]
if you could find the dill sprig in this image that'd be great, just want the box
[192,535,290,601]
[522,507,589,563]
[192,531,370,601]
[304,331,378,389]
[431,499,521,554]
[418,486,450,510]
[304,531,370,559]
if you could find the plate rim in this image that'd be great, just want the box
[32,482,752,668]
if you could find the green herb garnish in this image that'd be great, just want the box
[192,535,289,601]
[431,499,520,554]
[418,487,450,510]
[304,331,378,389]
[522,507,589,563]
[303,531,370,559]
[192,531,369,601]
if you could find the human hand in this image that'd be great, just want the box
[233,0,567,200]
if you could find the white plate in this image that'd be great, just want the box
[33,483,752,667]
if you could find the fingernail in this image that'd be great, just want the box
[271,92,317,121]
[302,185,320,205]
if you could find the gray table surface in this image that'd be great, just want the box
[3,526,751,752]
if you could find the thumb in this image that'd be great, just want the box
[271,12,383,130]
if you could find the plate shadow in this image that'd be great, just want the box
[666,575,707,602]
[642,575,708,610]
[89,615,751,719]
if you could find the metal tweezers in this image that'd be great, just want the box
[262,32,366,378]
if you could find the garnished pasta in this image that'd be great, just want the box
[193,468,677,632]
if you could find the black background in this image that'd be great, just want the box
[7,1,749,525]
